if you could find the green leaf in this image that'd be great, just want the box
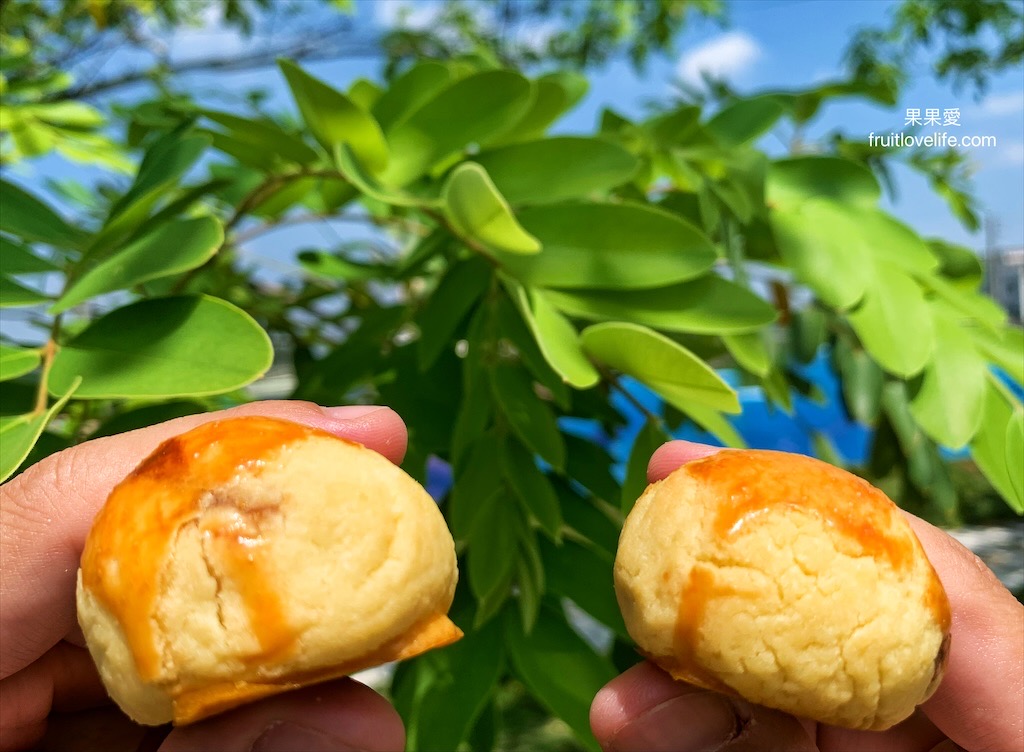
[1,235,59,273]
[811,432,846,468]
[0,180,85,248]
[760,366,794,414]
[373,61,453,133]
[504,604,615,752]
[496,71,588,144]
[347,78,383,111]
[449,433,503,540]
[249,176,317,217]
[723,332,772,377]
[919,273,1005,332]
[508,283,599,389]
[848,262,934,378]
[706,95,786,147]
[767,156,881,210]
[770,199,870,309]
[582,323,739,413]
[557,482,621,556]
[494,294,571,410]
[49,295,273,399]
[622,419,670,513]
[417,257,491,370]
[972,325,1024,385]
[927,239,983,285]
[90,135,210,259]
[515,536,544,633]
[297,250,388,283]
[680,403,746,448]
[1006,412,1023,510]
[468,492,520,604]
[396,618,504,752]
[834,340,884,424]
[643,106,702,148]
[333,143,432,207]
[0,276,49,307]
[502,437,563,540]
[879,381,957,522]
[55,133,134,173]
[497,202,716,290]
[789,308,827,363]
[379,70,533,186]
[6,112,56,157]
[970,377,1023,513]
[541,538,628,639]
[854,207,938,274]
[491,366,566,471]
[909,304,988,449]
[106,134,209,223]
[0,378,79,483]
[545,275,777,334]
[443,163,540,255]
[451,356,493,466]
[28,101,104,128]
[52,216,223,314]
[278,60,388,171]
[563,437,621,506]
[473,137,638,205]
[0,344,41,381]
[202,109,319,166]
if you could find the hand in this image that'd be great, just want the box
[591,440,1024,752]
[0,401,410,752]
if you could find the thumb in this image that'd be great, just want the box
[907,515,1024,751]
[158,680,404,752]
[591,661,817,752]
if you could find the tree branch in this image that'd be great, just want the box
[44,25,382,102]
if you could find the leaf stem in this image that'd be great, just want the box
[722,219,750,288]
[34,319,61,414]
[599,365,667,431]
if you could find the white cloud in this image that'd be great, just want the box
[373,0,446,31]
[514,19,561,55]
[167,5,247,61]
[980,91,1024,117]
[676,31,761,88]
[1001,141,1024,165]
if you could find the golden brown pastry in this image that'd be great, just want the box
[614,449,950,731]
[77,416,460,726]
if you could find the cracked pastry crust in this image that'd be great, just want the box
[76,416,460,726]
[614,449,951,731]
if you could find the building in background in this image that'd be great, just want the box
[984,247,1024,324]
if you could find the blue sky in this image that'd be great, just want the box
[9,0,1024,262]
[162,0,1024,255]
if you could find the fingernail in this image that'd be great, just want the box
[320,405,387,421]
[250,721,363,752]
[609,692,740,752]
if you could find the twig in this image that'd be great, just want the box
[44,25,381,102]
[598,365,667,430]
[33,322,60,414]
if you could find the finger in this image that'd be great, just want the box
[906,515,1024,752]
[158,680,404,752]
[817,708,945,752]
[29,706,160,752]
[0,401,406,682]
[0,642,109,751]
[591,661,816,752]
[647,440,721,483]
